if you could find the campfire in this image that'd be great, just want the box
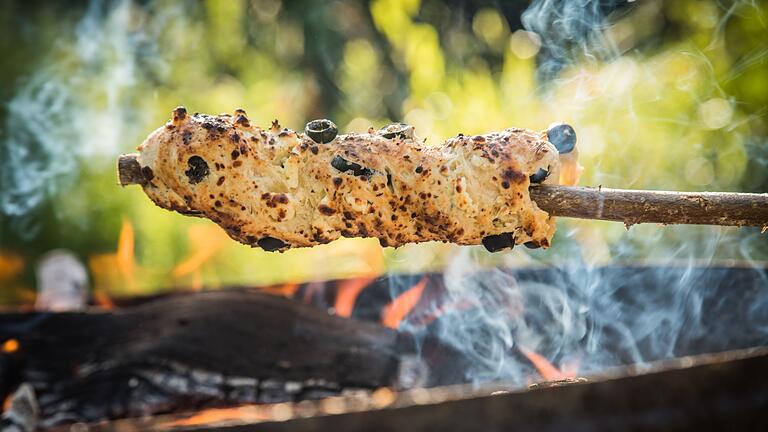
[2,0,768,431]
[3,262,768,430]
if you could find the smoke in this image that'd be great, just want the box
[431,248,589,384]
[521,0,624,83]
[409,227,768,386]
[0,0,182,238]
[403,0,768,386]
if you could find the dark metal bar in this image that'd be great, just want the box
[228,347,768,432]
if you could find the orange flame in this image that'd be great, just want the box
[334,277,375,317]
[165,406,270,428]
[172,225,229,290]
[88,219,139,299]
[519,346,575,381]
[260,282,300,298]
[0,251,24,282]
[92,290,115,309]
[116,218,136,288]
[2,339,19,353]
[381,277,428,329]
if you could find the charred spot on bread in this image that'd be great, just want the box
[482,232,515,252]
[172,106,187,123]
[502,168,526,184]
[141,166,154,182]
[331,155,376,177]
[257,236,288,251]
[318,204,336,215]
[524,241,542,249]
[185,156,209,184]
[234,109,250,127]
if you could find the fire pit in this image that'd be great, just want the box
[2,264,767,430]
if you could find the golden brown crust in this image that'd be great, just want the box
[136,108,562,252]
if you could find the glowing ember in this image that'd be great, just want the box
[2,338,19,353]
[519,346,576,381]
[260,283,300,298]
[334,277,375,317]
[381,277,428,329]
[92,290,115,309]
[163,406,270,428]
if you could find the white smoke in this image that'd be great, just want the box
[409,0,768,385]
[0,0,183,237]
[418,227,768,386]
[521,0,622,83]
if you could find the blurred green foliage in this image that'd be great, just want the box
[0,0,766,303]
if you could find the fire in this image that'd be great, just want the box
[260,282,300,298]
[334,276,375,317]
[2,339,19,353]
[518,346,576,381]
[88,219,139,302]
[172,224,229,290]
[0,251,29,305]
[381,277,428,329]
[116,218,136,290]
[0,251,24,282]
[92,290,116,309]
[164,406,270,428]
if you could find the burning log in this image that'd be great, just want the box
[119,153,767,228]
[1,265,768,427]
[0,290,417,425]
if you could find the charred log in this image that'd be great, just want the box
[0,291,408,425]
[2,265,768,427]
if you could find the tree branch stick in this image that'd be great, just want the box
[118,153,146,186]
[118,154,768,227]
[530,185,768,227]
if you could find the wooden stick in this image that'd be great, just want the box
[118,154,768,228]
[118,153,146,186]
[530,185,768,227]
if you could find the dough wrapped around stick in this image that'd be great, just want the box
[125,107,574,252]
